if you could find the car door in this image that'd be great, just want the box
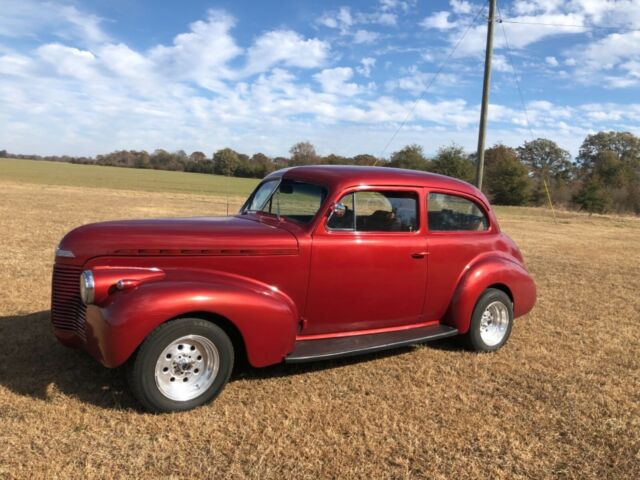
[303,187,428,335]
[423,190,494,321]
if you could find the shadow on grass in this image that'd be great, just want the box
[0,311,463,411]
[0,311,137,410]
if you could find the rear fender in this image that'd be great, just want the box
[444,255,536,333]
[84,269,299,368]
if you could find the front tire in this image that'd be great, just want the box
[464,288,513,352]
[127,318,234,413]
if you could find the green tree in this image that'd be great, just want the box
[573,178,612,214]
[322,154,350,165]
[388,144,430,171]
[484,144,531,205]
[150,149,184,171]
[213,148,240,176]
[577,131,640,174]
[189,151,207,162]
[133,151,151,169]
[289,141,319,166]
[593,150,628,188]
[352,154,378,166]
[235,152,275,178]
[517,138,573,205]
[430,144,474,183]
[273,156,289,170]
[517,138,572,180]
[574,131,640,213]
[251,153,275,177]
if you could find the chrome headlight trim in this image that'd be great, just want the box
[80,270,95,305]
[55,246,75,258]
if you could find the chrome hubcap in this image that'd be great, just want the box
[154,335,219,402]
[479,301,510,347]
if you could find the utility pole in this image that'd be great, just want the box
[475,0,496,190]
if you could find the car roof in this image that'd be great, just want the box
[266,165,485,201]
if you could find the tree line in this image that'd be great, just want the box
[2,130,639,214]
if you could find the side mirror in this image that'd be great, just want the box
[332,202,347,218]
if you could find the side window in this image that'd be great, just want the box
[428,193,489,231]
[327,191,418,232]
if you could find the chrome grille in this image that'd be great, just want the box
[51,264,87,340]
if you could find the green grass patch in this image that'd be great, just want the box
[0,158,259,198]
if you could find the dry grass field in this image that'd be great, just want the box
[0,160,639,479]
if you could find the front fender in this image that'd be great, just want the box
[84,271,299,368]
[444,255,536,333]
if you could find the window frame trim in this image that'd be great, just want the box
[324,186,423,235]
[243,177,329,227]
[426,189,493,235]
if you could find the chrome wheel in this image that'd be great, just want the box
[154,335,220,402]
[479,301,510,347]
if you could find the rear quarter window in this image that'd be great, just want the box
[428,192,489,231]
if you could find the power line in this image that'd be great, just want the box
[496,3,536,142]
[376,2,487,161]
[497,3,557,224]
[499,19,640,33]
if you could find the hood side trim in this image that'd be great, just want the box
[112,248,298,256]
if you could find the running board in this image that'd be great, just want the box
[285,324,458,363]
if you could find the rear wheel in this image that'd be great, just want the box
[464,288,513,352]
[127,318,234,413]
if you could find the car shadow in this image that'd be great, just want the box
[0,311,138,409]
[0,311,463,411]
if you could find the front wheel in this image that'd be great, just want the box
[464,288,513,352]
[127,318,234,413]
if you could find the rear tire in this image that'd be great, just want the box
[464,288,513,352]
[127,317,234,413]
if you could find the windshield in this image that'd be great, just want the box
[242,179,327,225]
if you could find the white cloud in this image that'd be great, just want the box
[578,31,640,69]
[357,57,376,77]
[436,0,640,64]
[37,44,98,81]
[570,30,640,87]
[0,0,109,44]
[1,1,638,160]
[149,10,241,90]
[244,30,330,76]
[313,67,361,96]
[377,0,414,15]
[100,43,154,79]
[59,5,109,44]
[492,54,511,72]
[318,7,353,33]
[353,29,380,44]
[455,13,586,56]
[319,2,403,31]
[450,0,473,15]
[0,54,34,76]
[385,68,459,95]
[420,11,457,30]
[545,56,559,67]
[365,12,398,26]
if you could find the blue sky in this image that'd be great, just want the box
[1,0,639,158]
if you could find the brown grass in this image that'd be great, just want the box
[0,179,638,479]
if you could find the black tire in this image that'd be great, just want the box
[464,288,513,352]
[127,318,234,413]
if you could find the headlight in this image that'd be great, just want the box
[80,270,95,305]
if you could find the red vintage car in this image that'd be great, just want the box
[52,166,536,412]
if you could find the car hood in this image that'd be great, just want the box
[57,216,298,263]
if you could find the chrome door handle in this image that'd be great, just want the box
[411,252,428,259]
